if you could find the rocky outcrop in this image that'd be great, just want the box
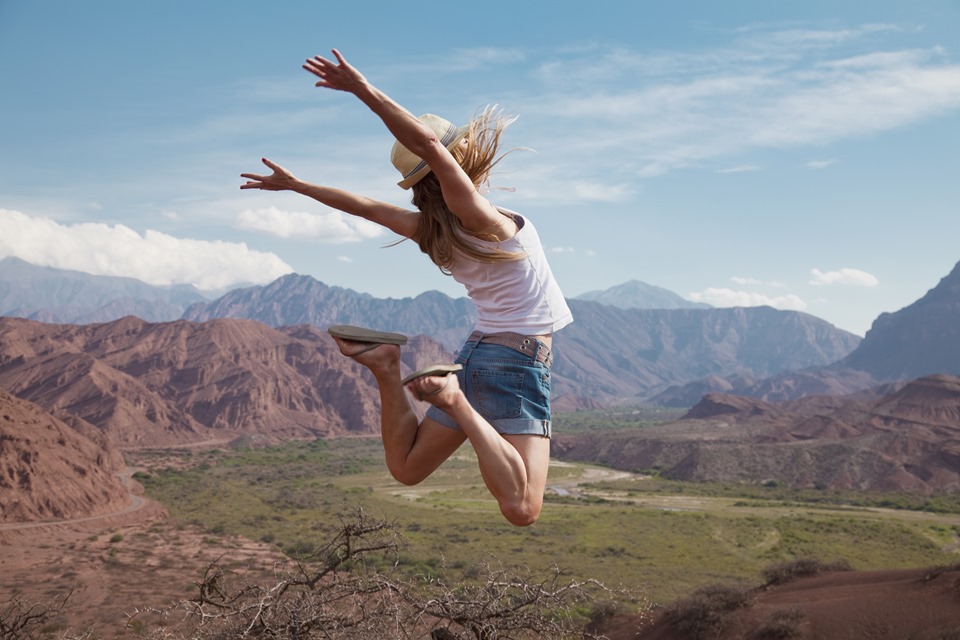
[0,388,128,521]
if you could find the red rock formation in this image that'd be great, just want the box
[0,388,128,521]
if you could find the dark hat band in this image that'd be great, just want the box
[402,123,461,180]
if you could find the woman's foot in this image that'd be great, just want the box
[327,325,407,372]
[405,366,464,409]
[331,336,401,371]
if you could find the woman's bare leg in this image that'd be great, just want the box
[333,337,466,484]
[408,374,550,526]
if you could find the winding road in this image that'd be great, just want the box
[0,468,148,531]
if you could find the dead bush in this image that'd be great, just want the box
[0,590,90,640]
[134,509,643,639]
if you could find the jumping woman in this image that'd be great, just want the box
[241,49,572,526]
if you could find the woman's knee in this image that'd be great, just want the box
[389,465,428,486]
[500,498,542,527]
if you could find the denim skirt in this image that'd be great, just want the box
[424,337,552,437]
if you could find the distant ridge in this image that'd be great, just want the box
[0,256,208,323]
[575,280,711,310]
[654,258,960,403]
[183,273,477,352]
[554,301,858,405]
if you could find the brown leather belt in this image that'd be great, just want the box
[467,331,553,367]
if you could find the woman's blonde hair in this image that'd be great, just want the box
[410,106,525,274]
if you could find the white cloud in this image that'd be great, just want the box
[337,256,354,263]
[689,287,808,311]
[730,276,785,287]
[806,159,837,169]
[571,181,633,203]
[549,246,576,253]
[236,206,383,241]
[718,164,762,174]
[520,29,960,182]
[0,209,292,291]
[810,267,879,286]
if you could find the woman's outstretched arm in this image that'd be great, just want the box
[303,49,506,236]
[240,158,419,239]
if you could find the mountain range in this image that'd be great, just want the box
[2,259,867,404]
[0,256,208,323]
[555,373,960,493]
[185,274,861,404]
[0,316,436,447]
[657,259,960,404]
[574,279,711,310]
[4,256,960,405]
[2,257,960,516]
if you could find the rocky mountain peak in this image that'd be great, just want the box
[841,260,960,381]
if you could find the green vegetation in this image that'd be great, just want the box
[136,434,960,606]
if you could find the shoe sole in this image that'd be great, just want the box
[327,324,408,345]
[401,364,463,385]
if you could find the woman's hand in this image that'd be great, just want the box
[303,49,366,93]
[240,158,298,192]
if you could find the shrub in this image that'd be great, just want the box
[761,557,853,586]
[922,561,960,582]
[754,608,806,639]
[665,583,751,639]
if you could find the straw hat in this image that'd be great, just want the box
[390,114,468,189]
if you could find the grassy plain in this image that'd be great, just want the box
[134,422,960,606]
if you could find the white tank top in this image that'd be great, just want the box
[449,209,573,335]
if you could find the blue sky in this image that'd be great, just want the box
[2,1,959,337]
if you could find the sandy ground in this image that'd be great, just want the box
[0,473,285,638]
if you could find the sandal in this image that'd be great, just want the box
[401,364,463,387]
[327,325,408,356]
